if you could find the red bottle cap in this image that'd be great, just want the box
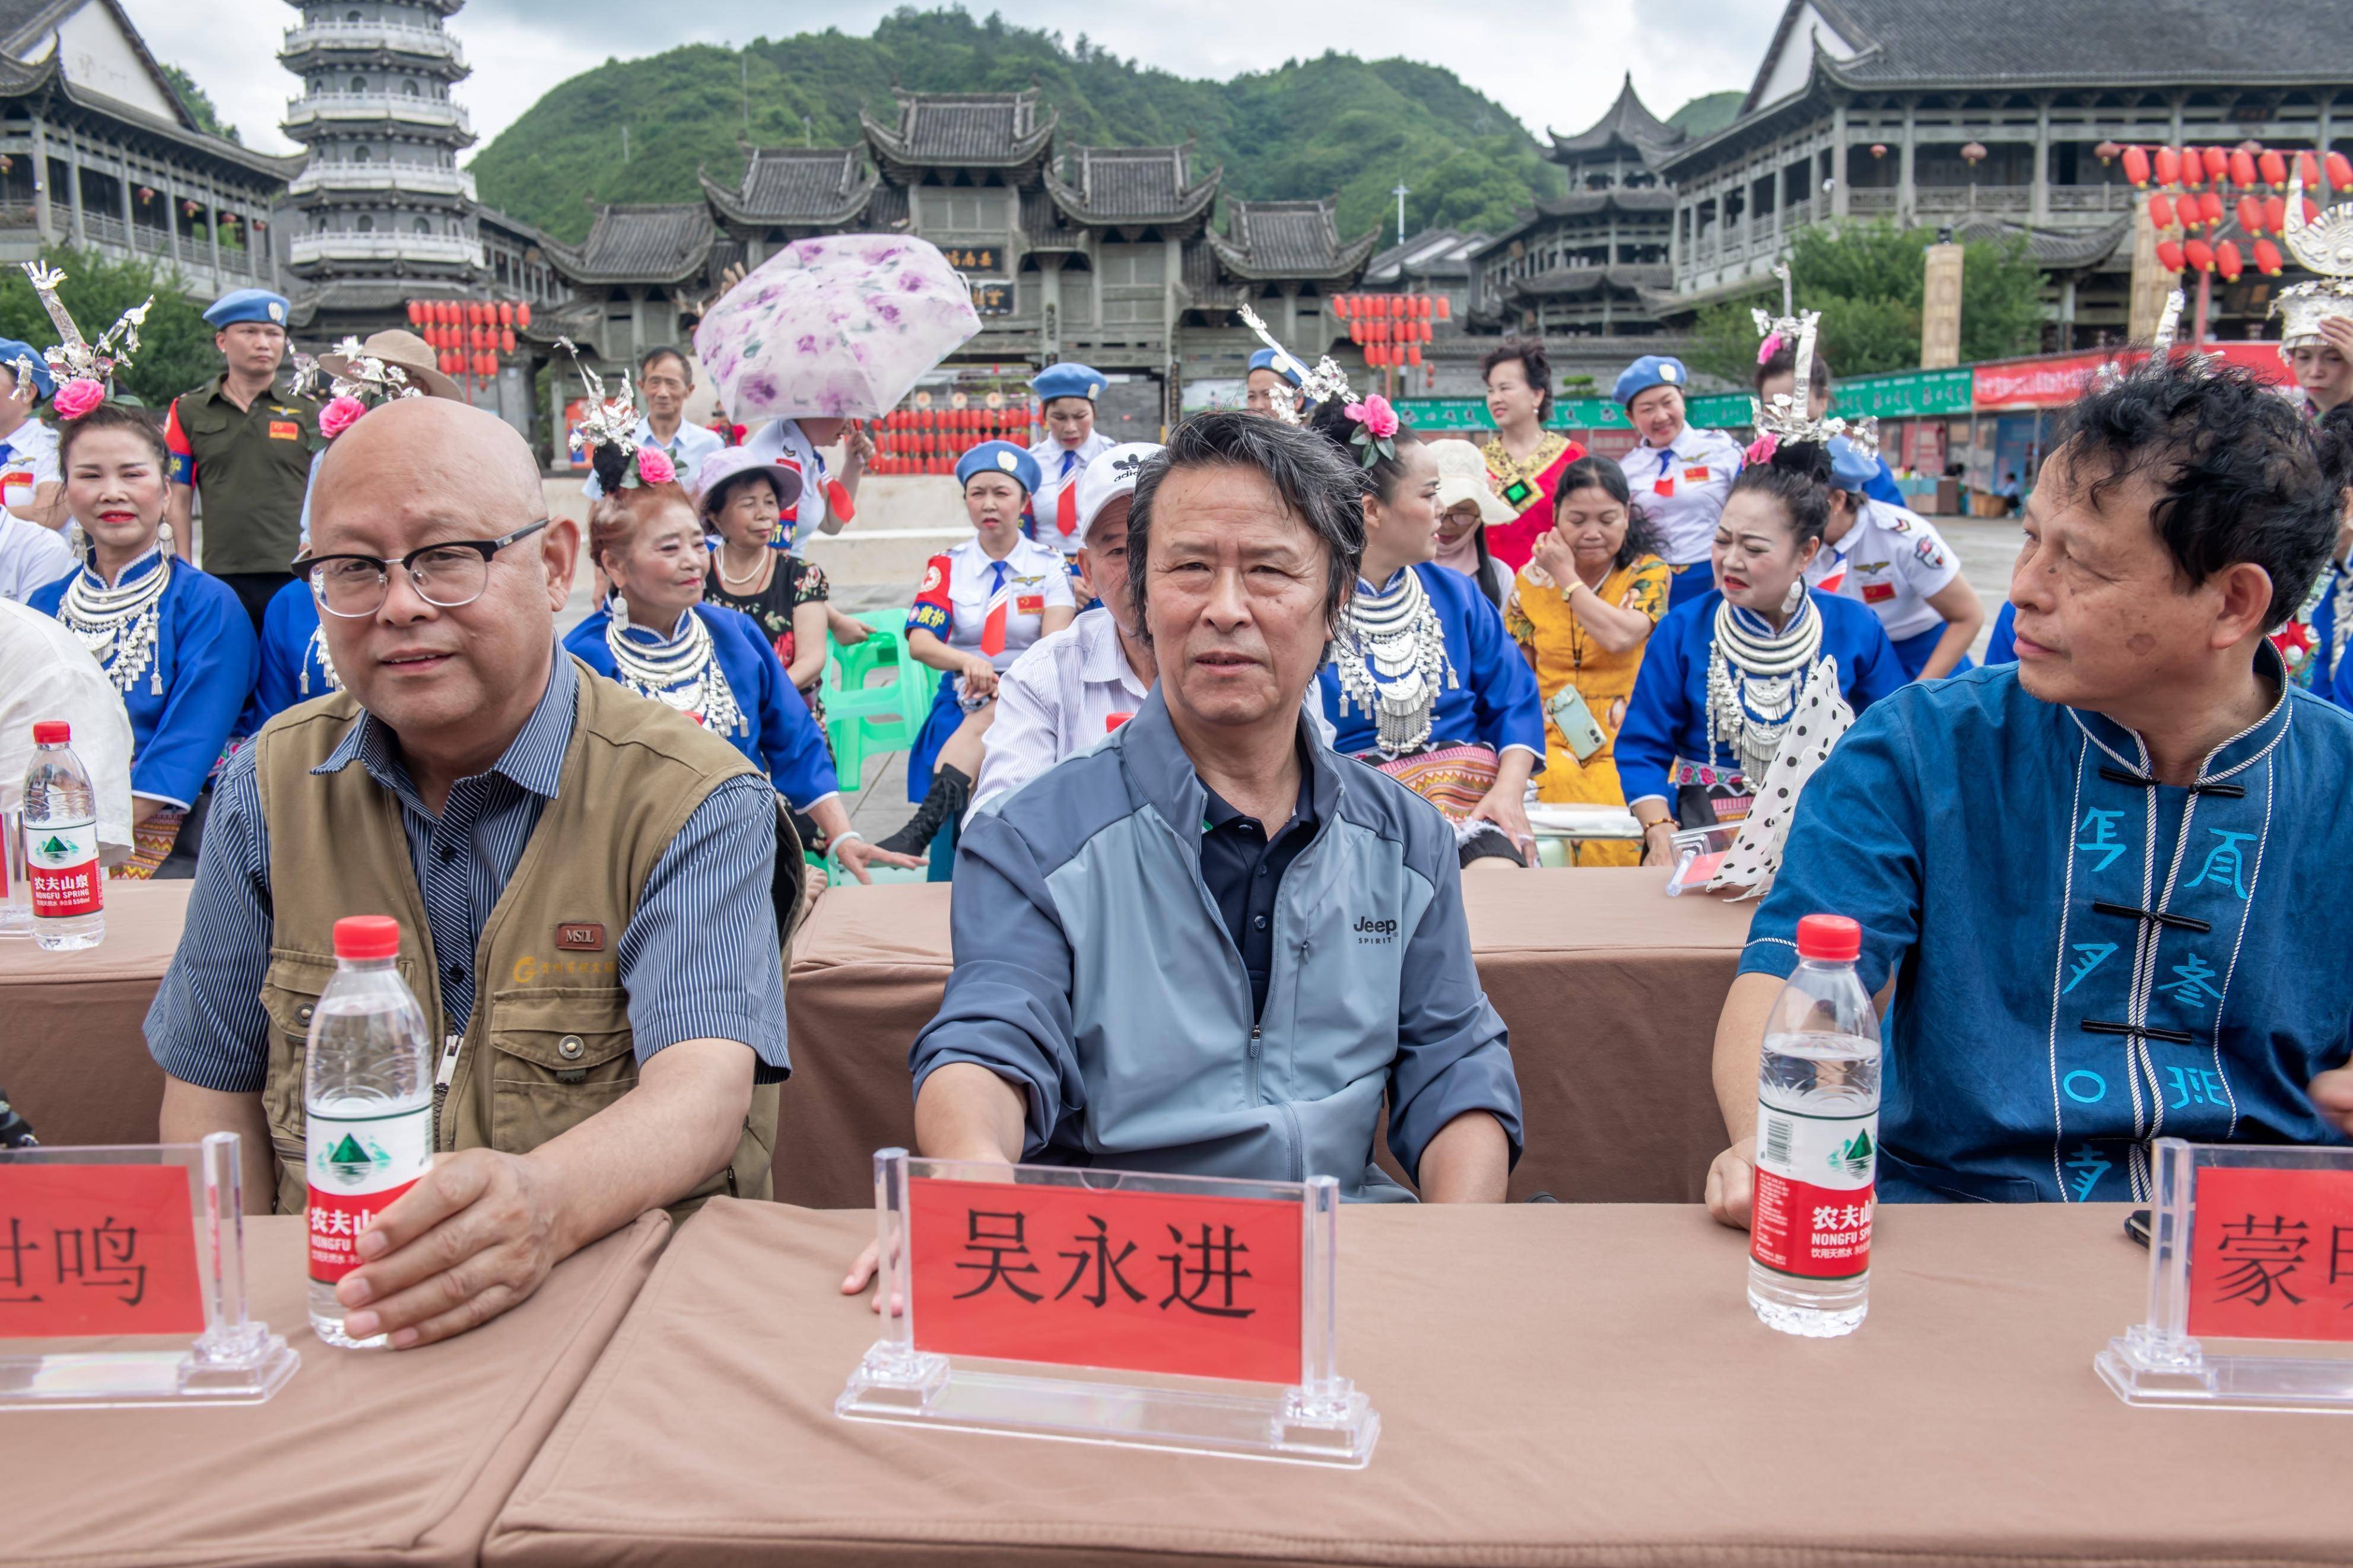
[333,915,401,960]
[31,720,68,745]
[1796,914,1862,963]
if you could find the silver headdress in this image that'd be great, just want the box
[1749,261,1803,367]
[1234,304,1353,427]
[315,335,420,405]
[20,262,150,391]
[2273,161,2353,358]
[1748,299,1876,458]
[557,336,640,454]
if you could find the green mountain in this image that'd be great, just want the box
[1668,91,1745,141]
[469,8,1562,246]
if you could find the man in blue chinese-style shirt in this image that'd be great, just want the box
[1708,358,2353,1217]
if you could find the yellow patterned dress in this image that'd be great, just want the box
[1504,554,1671,866]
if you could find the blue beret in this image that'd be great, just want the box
[1247,347,1304,387]
[1827,436,1879,494]
[0,338,55,399]
[1613,354,1688,405]
[955,439,1040,495]
[203,288,290,329]
[1031,362,1105,404]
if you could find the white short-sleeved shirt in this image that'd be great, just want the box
[0,417,60,487]
[1025,430,1117,555]
[909,535,1075,671]
[1805,498,1961,643]
[0,596,135,861]
[1624,425,1745,567]
[740,419,834,552]
[0,513,72,604]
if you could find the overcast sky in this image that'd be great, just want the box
[122,0,1782,161]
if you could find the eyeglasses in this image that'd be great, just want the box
[293,520,549,618]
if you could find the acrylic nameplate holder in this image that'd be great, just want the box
[0,1133,298,1408]
[837,1149,1378,1467]
[2097,1138,2353,1412]
[1663,822,1740,896]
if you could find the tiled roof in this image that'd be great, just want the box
[1019,187,1084,250]
[1473,190,1675,257]
[1180,237,1240,308]
[1507,264,1675,300]
[1363,227,1491,284]
[1043,143,1220,228]
[700,145,877,228]
[1210,198,1382,283]
[547,203,716,286]
[861,89,1056,175]
[1950,213,2133,270]
[1547,75,1684,170]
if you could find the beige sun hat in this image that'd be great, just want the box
[316,329,462,401]
[1430,438,1517,526]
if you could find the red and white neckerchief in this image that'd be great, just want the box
[978,559,1011,657]
[1053,449,1081,535]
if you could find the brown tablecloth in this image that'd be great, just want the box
[0,880,186,1147]
[18,1210,668,1568]
[487,1199,2331,1568]
[782,869,1757,1207]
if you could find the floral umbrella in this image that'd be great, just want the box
[694,234,981,421]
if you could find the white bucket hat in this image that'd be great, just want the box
[1430,439,1516,527]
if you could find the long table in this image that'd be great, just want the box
[783,869,1756,1207]
[482,1198,2329,1568]
[1,880,188,1147]
[12,871,1757,1208]
[19,1211,669,1568]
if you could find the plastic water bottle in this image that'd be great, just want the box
[1748,912,1881,1338]
[23,720,103,950]
[305,915,433,1349]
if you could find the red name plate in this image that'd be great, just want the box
[2186,1165,2353,1343]
[908,1176,1304,1384]
[0,1164,205,1338]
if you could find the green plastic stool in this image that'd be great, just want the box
[822,612,929,787]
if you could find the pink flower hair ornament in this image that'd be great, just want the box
[1343,393,1401,468]
[51,377,104,421]
[633,446,677,487]
[1756,332,1784,367]
[317,395,367,440]
[1744,432,1780,466]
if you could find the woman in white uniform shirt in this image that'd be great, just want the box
[1805,435,1984,680]
[881,439,1076,858]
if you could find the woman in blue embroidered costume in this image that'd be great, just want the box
[879,438,1077,859]
[24,263,253,878]
[561,395,917,888]
[253,330,461,721]
[1306,393,1545,869]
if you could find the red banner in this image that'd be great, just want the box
[2186,1165,2353,1342]
[1973,344,2292,409]
[0,1164,206,1338]
[908,1176,1304,1384]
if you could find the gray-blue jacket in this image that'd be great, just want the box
[910,685,1523,1199]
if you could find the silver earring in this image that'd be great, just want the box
[609,590,628,623]
[156,519,173,555]
[1782,578,1805,615]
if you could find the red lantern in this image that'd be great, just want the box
[1406,344,1423,367]
[2304,196,2323,225]
[2201,145,2229,182]
[2095,139,2121,166]
[2297,151,2322,188]
[2254,238,2285,276]
[2237,195,2264,234]
[2152,146,2180,187]
[2148,192,2176,228]
[2216,240,2244,282]
[2183,237,2215,273]
[406,300,423,326]
[1414,294,1430,318]
[2123,145,2152,187]
[2198,191,2224,227]
[2330,151,2353,192]
[2177,147,2203,187]
[2229,149,2258,189]
[1435,295,1451,321]
[1960,141,1987,164]
[501,328,515,353]
[497,301,513,327]
[516,301,531,329]
[2260,150,2288,187]
[2264,195,2287,234]
[1869,143,1887,159]
[1330,295,1349,320]
[2156,238,2186,272]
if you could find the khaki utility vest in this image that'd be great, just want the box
[251,657,795,1216]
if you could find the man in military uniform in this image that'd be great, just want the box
[164,288,323,631]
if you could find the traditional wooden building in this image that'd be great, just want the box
[1653,0,2353,346]
[0,0,297,302]
[535,89,1379,429]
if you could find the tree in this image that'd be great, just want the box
[1687,220,2047,382]
[158,63,239,145]
[0,248,220,407]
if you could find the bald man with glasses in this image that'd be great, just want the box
[147,397,796,1348]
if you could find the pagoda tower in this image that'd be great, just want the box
[278,0,486,334]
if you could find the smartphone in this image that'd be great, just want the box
[2125,1208,2151,1248]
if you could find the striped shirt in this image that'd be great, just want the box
[145,650,789,1092]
